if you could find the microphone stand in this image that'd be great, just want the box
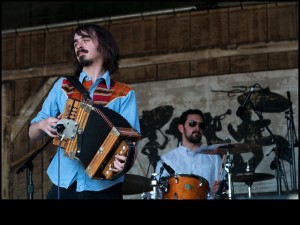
[14,138,52,199]
[16,151,39,199]
[248,101,289,196]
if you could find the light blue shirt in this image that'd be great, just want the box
[31,70,140,192]
[155,144,224,199]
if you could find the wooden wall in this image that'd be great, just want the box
[1,2,298,199]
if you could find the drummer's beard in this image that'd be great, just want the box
[185,131,202,144]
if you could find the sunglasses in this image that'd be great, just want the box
[187,120,205,129]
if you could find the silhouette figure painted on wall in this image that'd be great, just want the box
[141,129,168,172]
[139,105,173,172]
[203,109,231,145]
[139,105,174,138]
[165,117,181,146]
[228,105,266,173]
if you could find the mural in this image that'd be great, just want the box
[127,69,298,199]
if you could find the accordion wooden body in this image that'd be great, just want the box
[53,98,141,180]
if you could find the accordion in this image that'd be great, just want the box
[53,98,141,180]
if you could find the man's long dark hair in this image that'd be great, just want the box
[71,24,120,77]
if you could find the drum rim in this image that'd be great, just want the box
[165,173,209,185]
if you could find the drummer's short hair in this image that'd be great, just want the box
[178,109,205,125]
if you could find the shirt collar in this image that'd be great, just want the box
[178,143,203,153]
[79,70,111,89]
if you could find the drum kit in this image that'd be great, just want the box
[123,143,275,200]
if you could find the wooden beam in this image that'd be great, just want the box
[2,63,72,82]
[121,40,298,67]
[10,77,58,142]
[2,40,298,81]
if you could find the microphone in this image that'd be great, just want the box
[161,161,175,175]
[55,123,65,135]
[236,85,255,117]
[54,119,78,139]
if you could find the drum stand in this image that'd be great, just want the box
[245,181,253,199]
[245,163,252,199]
[224,152,234,199]
[141,173,160,200]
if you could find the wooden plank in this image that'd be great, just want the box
[10,76,58,142]
[191,8,229,47]
[269,51,298,70]
[45,27,73,64]
[1,82,13,199]
[14,79,30,116]
[158,61,189,80]
[2,40,298,81]
[230,54,268,73]
[191,57,230,77]
[31,31,46,65]
[157,12,190,50]
[1,35,16,70]
[268,3,298,40]
[11,124,30,199]
[110,17,157,55]
[229,4,267,44]
[2,63,72,81]
[16,33,31,68]
[115,65,157,83]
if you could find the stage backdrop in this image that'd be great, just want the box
[124,68,298,199]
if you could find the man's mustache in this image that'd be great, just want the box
[76,48,88,56]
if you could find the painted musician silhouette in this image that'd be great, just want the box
[227,105,266,174]
[203,110,231,145]
[141,129,168,172]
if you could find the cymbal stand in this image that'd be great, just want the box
[285,91,298,191]
[249,101,288,196]
[245,181,253,199]
[245,161,252,199]
[224,152,234,199]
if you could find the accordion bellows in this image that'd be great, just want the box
[53,98,141,180]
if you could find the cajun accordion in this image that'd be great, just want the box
[53,98,141,180]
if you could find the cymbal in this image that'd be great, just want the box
[200,143,262,155]
[123,174,152,195]
[232,172,274,183]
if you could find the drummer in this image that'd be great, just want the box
[155,109,226,199]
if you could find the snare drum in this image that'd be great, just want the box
[162,174,210,200]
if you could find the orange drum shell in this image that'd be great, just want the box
[162,174,210,200]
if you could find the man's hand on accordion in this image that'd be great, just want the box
[29,114,62,140]
[110,154,127,172]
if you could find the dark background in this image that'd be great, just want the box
[2,1,202,30]
[2,1,272,31]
